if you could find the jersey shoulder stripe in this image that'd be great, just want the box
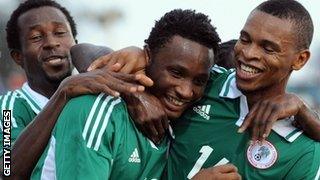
[211,65,228,73]
[93,98,121,151]
[85,95,113,149]
[16,89,41,114]
[82,93,123,151]
[82,93,106,140]
[0,91,18,128]
[220,72,236,97]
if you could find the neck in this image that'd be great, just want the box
[27,78,60,98]
[243,77,289,109]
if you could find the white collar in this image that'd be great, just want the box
[21,82,49,110]
[219,72,302,142]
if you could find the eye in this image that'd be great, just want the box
[55,30,67,36]
[30,34,42,42]
[169,68,182,78]
[263,45,275,53]
[240,36,250,44]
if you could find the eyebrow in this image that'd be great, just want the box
[28,21,67,31]
[240,30,249,37]
[240,30,281,52]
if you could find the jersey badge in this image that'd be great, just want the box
[246,140,277,169]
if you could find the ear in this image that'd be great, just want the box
[292,49,310,71]
[10,50,24,68]
[143,44,151,65]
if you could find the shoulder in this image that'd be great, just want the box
[206,65,235,95]
[64,93,126,115]
[0,90,35,117]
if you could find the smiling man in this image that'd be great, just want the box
[168,0,320,179]
[0,0,149,178]
[30,9,241,180]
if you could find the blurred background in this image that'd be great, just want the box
[0,0,319,112]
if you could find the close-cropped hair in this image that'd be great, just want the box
[256,0,313,50]
[145,9,221,56]
[6,0,77,51]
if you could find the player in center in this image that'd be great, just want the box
[31,9,240,180]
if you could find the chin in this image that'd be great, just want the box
[46,70,71,83]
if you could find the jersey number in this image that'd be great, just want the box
[187,145,229,179]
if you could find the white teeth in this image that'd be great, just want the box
[240,64,260,74]
[47,58,63,65]
[168,96,184,106]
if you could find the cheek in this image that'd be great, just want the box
[194,88,205,101]
[62,37,76,48]
[233,43,242,56]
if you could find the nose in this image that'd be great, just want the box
[242,44,260,60]
[176,81,194,100]
[43,34,60,50]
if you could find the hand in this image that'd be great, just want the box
[87,46,147,74]
[238,93,305,141]
[123,92,169,143]
[58,68,152,98]
[192,164,241,180]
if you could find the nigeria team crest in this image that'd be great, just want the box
[246,140,278,169]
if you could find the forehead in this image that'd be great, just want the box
[17,6,69,29]
[155,35,212,66]
[243,10,295,44]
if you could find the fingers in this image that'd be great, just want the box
[109,63,122,72]
[88,54,111,71]
[212,164,238,173]
[144,122,159,143]
[221,172,242,180]
[119,60,137,74]
[135,74,154,87]
[252,103,272,142]
[238,103,259,133]
[161,115,169,132]
[262,112,278,139]
[95,69,144,93]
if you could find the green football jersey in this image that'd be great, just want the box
[0,85,51,177]
[0,87,42,150]
[31,93,168,180]
[168,69,320,180]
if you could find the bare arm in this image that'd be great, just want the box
[294,101,320,141]
[0,44,152,179]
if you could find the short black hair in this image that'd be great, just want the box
[6,0,77,50]
[255,0,313,50]
[145,9,220,56]
[215,39,237,69]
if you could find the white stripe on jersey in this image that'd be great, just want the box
[1,91,10,115]
[82,93,105,139]
[16,89,41,114]
[1,92,11,130]
[87,96,113,148]
[40,136,57,180]
[211,65,228,73]
[315,165,320,180]
[94,98,121,151]
[8,91,18,127]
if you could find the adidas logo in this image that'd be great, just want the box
[128,148,141,163]
[193,105,211,120]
